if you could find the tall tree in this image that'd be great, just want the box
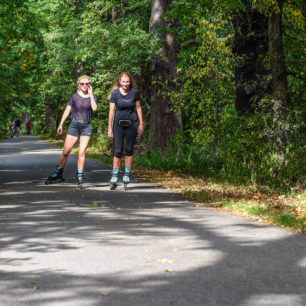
[268,0,289,111]
[149,0,182,151]
[268,0,290,151]
[232,1,271,113]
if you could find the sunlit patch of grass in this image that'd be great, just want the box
[277,214,297,227]
[211,199,305,231]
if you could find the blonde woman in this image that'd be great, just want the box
[46,75,98,188]
[108,72,143,190]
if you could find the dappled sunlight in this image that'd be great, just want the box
[241,294,303,306]
[0,169,25,172]
[297,256,306,267]
[90,169,112,173]
[4,180,41,185]
[21,149,61,155]
[202,222,292,246]
[1,197,305,305]
[0,190,57,196]
[0,204,20,209]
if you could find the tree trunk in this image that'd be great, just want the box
[44,94,55,132]
[232,1,271,114]
[268,0,289,151]
[268,0,289,111]
[149,0,182,151]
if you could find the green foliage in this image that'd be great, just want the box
[137,106,305,190]
[0,0,43,130]
[0,0,153,133]
[90,133,113,156]
[138,0,305,191]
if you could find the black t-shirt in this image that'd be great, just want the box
[67,92,98,122]
[14,120,21,127]
[109,88,140,124]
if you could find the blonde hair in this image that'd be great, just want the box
[77,75,92,91]
[108,72,135,99]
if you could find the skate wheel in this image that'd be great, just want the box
[110,184,117,190]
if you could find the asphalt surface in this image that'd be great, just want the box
[0,136,305,306]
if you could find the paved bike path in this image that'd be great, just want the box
[0,136,305,306]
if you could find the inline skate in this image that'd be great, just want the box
[109,169,119,190]
[77,171,84,189]
[122,168,131,190]
[45,166,65,184]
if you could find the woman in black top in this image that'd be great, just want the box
[46,75,98,188]
[108,72,143,189]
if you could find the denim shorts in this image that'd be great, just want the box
[67,122,92,137]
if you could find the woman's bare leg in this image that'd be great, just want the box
[124,156,133,168]
[113,156,121,168]
[78,136,91,170]
[58,135,79,168]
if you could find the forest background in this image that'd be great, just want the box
[0,0,305,229]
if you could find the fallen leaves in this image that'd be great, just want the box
[134,168,306,233]
[194,204,207,208]
[85,202,106,208]
[158,259,174,264]
[29,281,39,290]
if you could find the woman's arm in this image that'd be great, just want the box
[108,103,116,137]
[57,105,72,135]
[136,100,143,135]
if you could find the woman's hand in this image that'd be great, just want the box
[108,128,113,137]
[88,85,93,96]
[138,123,144,135]
[57,125,63,135]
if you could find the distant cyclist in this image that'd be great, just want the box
[46,75,98,188]
[9,123,13,136]
[12,118,21,138]
[26,121,31,135]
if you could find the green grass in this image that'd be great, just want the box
[219,199,305,231]
[0,134,11,141]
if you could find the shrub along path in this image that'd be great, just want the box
[0,136,305,306]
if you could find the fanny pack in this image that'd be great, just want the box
[118,120,132,127]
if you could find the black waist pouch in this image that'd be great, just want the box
[118,120,132,127]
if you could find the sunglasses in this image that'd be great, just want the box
[80,83,91,86]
